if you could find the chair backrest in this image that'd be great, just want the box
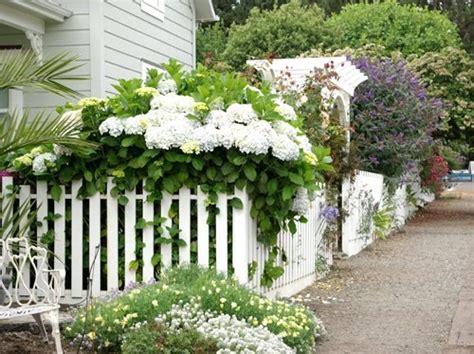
[0,237,61,309]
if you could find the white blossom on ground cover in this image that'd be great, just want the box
[152,300,296,354]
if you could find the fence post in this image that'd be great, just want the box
[232,187,250,285]
[106,178,118,291]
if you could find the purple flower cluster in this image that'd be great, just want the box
[351,58,443,178]
[321,206,340,223]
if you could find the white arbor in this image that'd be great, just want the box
[248,57,368,255]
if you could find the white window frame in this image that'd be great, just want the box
[141,0,165,21]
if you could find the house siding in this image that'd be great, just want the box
[103,0,194,95]
[23,0,91,114]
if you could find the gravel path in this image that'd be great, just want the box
[298,184,474,353]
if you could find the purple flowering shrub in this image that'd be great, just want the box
[351,58,443,178]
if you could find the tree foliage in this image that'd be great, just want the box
[323,0,462,56]
[221,0,330,70]
[409,47,474,160]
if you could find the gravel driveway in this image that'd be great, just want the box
[297,184,474,353]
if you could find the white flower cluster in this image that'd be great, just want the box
[32,152,57,174]
[98,93,312,162]
[154,300,295,354]
[290,187,311,215]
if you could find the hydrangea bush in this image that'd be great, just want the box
[10,60,332,286]
[65,266,323,353]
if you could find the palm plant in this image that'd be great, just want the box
[0,50,97,241]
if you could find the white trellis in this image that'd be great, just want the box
[248,57,368,256]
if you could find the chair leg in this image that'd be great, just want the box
[44,310,63,354]
[32,313,48,343]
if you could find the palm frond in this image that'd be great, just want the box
[0,50,84,98]
[0,110,97,157]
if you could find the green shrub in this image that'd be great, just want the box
[65,266,323,353]
[409,47,474,161]
[222,0,330,70]
[327,0,462,57]
[196,22,229,66]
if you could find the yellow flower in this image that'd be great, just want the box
[78,97,103,107]
[220,298,227,303]
[13,154,33,168]
[114,319,120,324]
[95,316,104,323]
[87,332,97,340]
[135,87,158,97]
[303,151,318,166]
[180,140,200,154]
[231,302,237,309]
[192,102,209,113]
[152,300,158,307]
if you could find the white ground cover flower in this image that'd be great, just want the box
[155,300,295,354]
[227,103,258,124]
[99,117,125,137]
[150,93,194,113]
[32,153,57,174]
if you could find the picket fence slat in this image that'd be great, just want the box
[215,193,228,274]
[142,187,154,282]
[178,187,191,265]
[197,187,209,267]
[161,192,172,269]
[106,178,118,290]
[124,189,136,285]
[54,185,66,295]
[19,185,31,296]
[89,192,101,296]
[1,176,13,238]
[71,180,83,298]
[36,181,48,293]
[232,187,249,285]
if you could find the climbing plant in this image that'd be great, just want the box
[9,61,332,286]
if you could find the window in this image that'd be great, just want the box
[141,0,165,20]
[141,60,165,82]
[0,89,8,118]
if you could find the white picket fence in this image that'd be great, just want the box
[0,176,328,302]
[342,170,385,257]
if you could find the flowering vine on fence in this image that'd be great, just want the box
[9,60,332,286]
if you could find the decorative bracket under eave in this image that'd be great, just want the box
[25,30,43,63]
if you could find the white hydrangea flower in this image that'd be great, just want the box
[291,187,310,215]
[145,109,175,126]
[295,135,312,153]
[204,110,233,129]
[144,116,196,150]
[99,117,125,137]
[233,120,273,155]
[150,93,194,114]
[216,125,235,150]
[124,114,149,135]
[270,134,300,161]
[227,103,258,124]
[194,125,221,152]
[53,144,72,157]
[32,153,57,174]
[272,120,298,140]
[157,79,177,94]
[275,101,297,121]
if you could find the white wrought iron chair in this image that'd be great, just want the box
[0,237,65,353]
